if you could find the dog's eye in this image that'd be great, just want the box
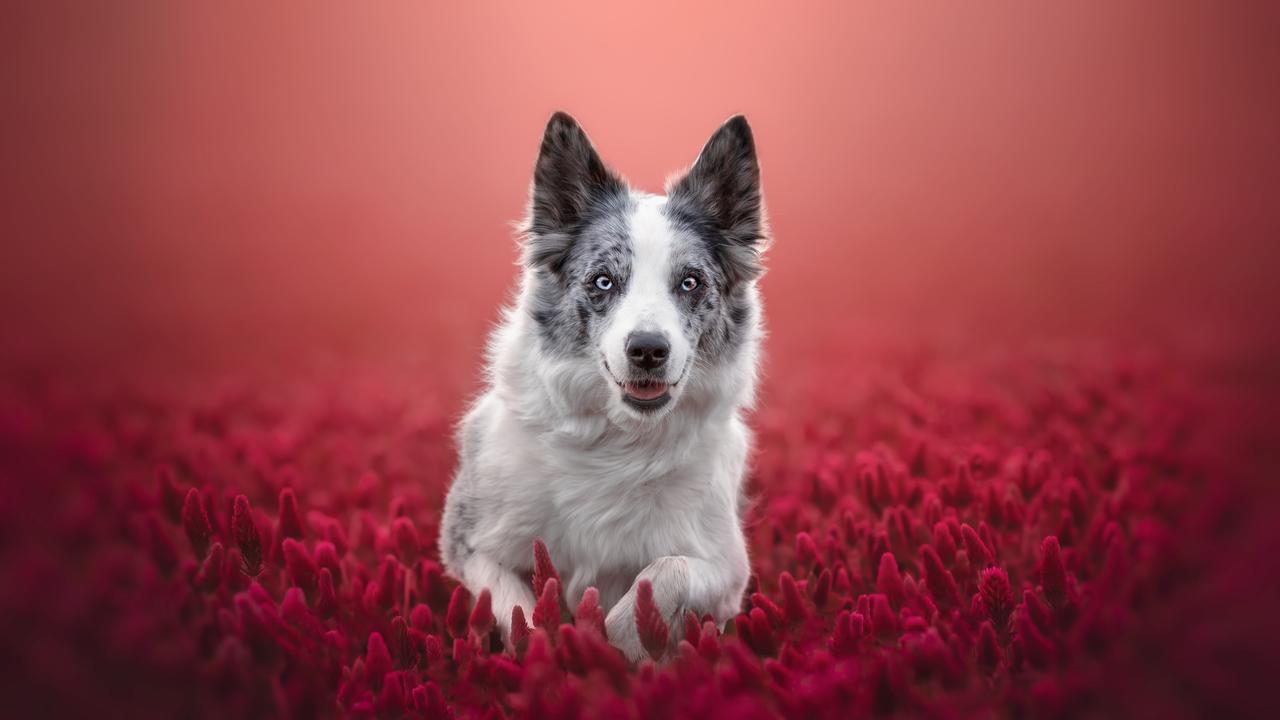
[594,275,614,291]
[680,276,699,292]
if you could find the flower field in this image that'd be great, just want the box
[1,342,1273,718]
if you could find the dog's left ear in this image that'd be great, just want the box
[668,115,767,283]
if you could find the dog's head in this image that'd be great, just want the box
[520,112,767,421]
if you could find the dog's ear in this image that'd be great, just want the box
[524,112,626,270]
[668,115,766,283]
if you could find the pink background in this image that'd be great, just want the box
[4,1,1278,372]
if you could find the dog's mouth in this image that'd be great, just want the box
[602,355,683,413]
[621,380,670,410]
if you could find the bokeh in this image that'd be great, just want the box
[5,1,1278,373]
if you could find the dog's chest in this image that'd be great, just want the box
[542,432,722,569]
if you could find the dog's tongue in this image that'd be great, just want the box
[625,381,668,400]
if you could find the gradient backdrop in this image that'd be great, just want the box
[4,1,1279,374]
[4,4,1280,715]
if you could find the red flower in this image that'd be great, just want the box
[811,568,833,608]
[510,606,532,650]
[194,541,225,592]
[231,495,264,576]
[876,552,905,607]
[282,538,318,592]
[575,586,606,637]
[976,621,1001,673]
[533,577,561,633]
[364,632,392,688]
[795,531,819,568]
[277,487,304,541]
[469,588,495,640]
[932,522,958,565]
[634,579,670,661]
[446,586,472,639]
[1015,608,1055,670]
[779,571,810,624]
[976,567,1014,629]
[920,545,961,609]
[961,523,994,567]
[391,517,420,563]
[532,537,561,598]
[181,488,213,558]
[1039,536,1069,607]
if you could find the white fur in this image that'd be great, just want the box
[599,196,691,397]
[440,195,761,661]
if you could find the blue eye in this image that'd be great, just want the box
[680,276,699,292]
[594,275,614,291]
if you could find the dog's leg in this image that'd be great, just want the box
[604,551,749,662]
[459,553,537,649]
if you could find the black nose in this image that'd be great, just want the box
[625,331,670,370]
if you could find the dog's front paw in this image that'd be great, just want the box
[604,598,649,663]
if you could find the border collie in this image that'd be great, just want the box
[440,112,767,661]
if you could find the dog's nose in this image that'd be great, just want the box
[626,331,670,370]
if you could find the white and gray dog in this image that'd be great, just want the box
[440,111,767,661]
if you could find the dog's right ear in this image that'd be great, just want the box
[523,112,626,270]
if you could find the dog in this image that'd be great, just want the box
[439,111,767,661]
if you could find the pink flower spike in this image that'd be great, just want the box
[575,586,606,637]
[920,544,961,609]
[533,577,561,632]
[313,541,342,585]
[779,572,810,624]
[410,603,433,632]
[831,610,858,655]
[391,517,420,563]
[510,605,532,649]
[747,607,778,656]
[750,592,784,627]
[532,537,561,598]
[222,548,248,591]
[469,588,495,639]
[871,594,899,642]
[194,541,224,592]
[282,538,318,592]
[377,671,405,715]
[976,620,1001,673]
[976,567,1014,629]
[412,682,447,717]
[373,555,400,609]
[932,522,957,565]
[876,553,905,607]
[1015,609,1054,669]
[277,488,304,541]
[1023,589,1054,634]
[634,579,670,662]
[316,568,338,618]
[231,495,264,576]
[364,632,392,688]
[1039,536,1069,607]
[181,488,213,558]
[796,532,819,567]
[961,523,994,567]
[683,611,702,646]
[446,585,472,639]
[811,568,833,608]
